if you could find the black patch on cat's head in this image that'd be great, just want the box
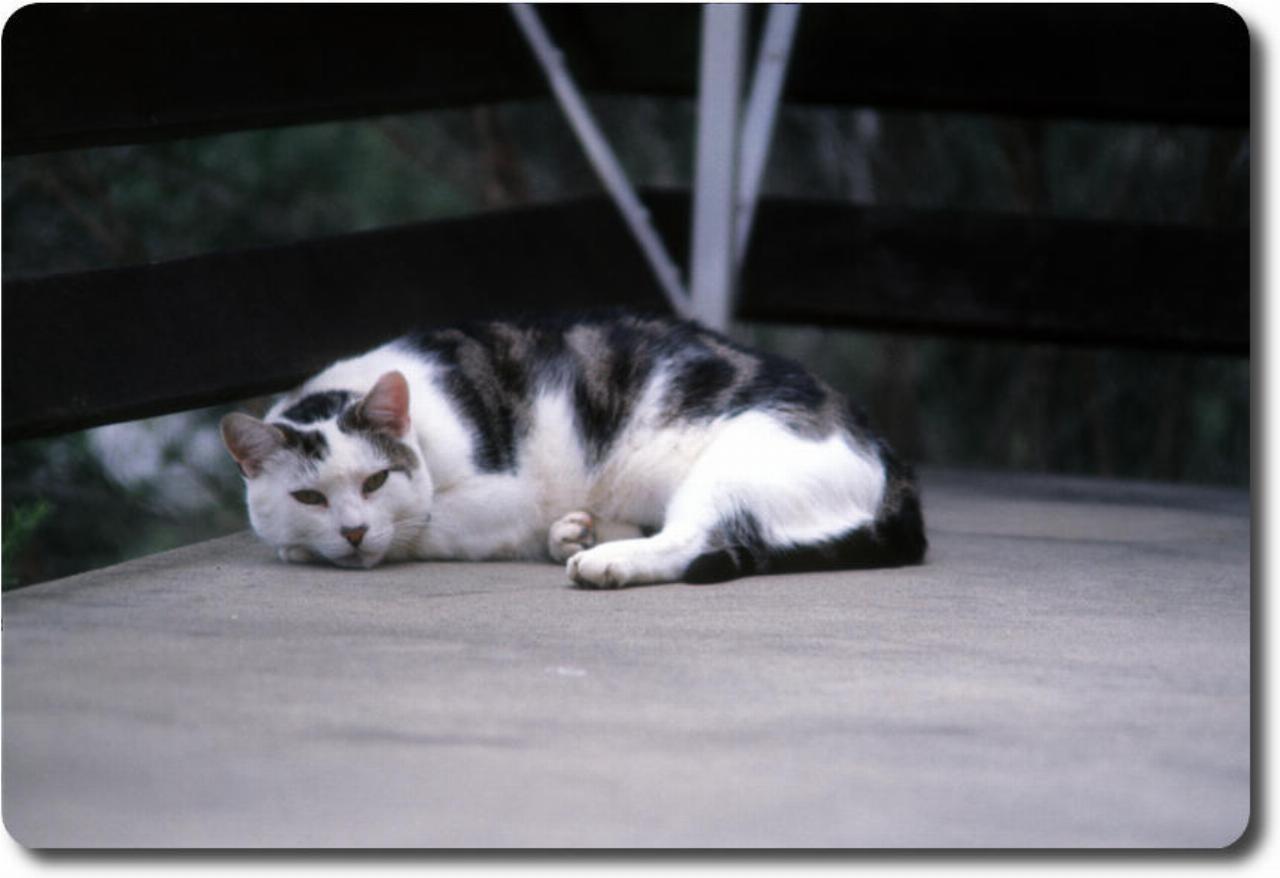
[366,431,421,475]
[271,423,329,461]
[336,407,420,474]
[282,390,355,424]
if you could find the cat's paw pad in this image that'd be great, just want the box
[549,511,596,562]
[566,543,641,589]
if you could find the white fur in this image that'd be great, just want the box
[244,346,887,587]
[243,417,432,569]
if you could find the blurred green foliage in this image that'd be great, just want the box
[3,499,52,589]
[0,98,1249,589]
[1,408,248,589]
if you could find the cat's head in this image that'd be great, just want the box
[220,371,432,569]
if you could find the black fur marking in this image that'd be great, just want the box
[271,423,329,461]
[568,320,658,465]
[398,312,858,470]
[840,396,876,438]
[667,354,738,420]
[281,390,354,424]
[370,432,420,474]
[728,351,827,417]
[683,510,769,583]
[404,314,666,470]
[404,327,528,472]
[450,369,516,471]
[871,445,929,565]
[336,406,421,474]
[654,324,841,437]
[570,365,643,464]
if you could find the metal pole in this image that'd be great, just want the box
[689,4,747,331]
[736,5,800,268]
[509,4,693,319]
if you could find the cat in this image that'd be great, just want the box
[220,311,926,588]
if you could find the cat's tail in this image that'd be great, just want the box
[682,447,928,584]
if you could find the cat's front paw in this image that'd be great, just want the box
[548,510,596,562]
[278,545,315,564]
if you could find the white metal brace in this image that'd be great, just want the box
[510,3,799,331]
[689,4,748,331]
[509,3,693,319]
[735,4,801,267]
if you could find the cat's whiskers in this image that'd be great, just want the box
[373,513,431,553]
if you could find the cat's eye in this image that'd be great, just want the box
[362,470,390,494]
[290,489,327,507]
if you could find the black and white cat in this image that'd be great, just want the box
[220,312,926,587]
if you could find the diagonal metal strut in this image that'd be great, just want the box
[509,3,693,319]
[511,4,800,330]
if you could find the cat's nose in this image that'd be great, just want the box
[341,525,368,547]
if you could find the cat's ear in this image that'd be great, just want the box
[220,413,285,478]
[358,371,411,437]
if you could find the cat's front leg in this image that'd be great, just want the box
[278,545,317,564]
[548,511,595,562]
[415,474,547,560]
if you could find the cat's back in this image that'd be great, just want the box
[275,311,869,475]
[398,310,858,447]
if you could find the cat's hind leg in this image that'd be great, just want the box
[566,412,886,588]
[566,529,698,588]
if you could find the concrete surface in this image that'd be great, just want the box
[2,469,1250,848]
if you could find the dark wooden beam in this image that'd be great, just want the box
[785,4,1249,127]
[3,4,1247,156]
[736,199,1250,356]
[2,192,1247,442]
[1,197,672,442]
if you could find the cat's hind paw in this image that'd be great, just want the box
[567,545,626,589]
[548,510,596,563]
[566,541,660,589]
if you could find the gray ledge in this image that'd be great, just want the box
[2,468,1251,848]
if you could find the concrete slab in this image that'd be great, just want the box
[2,469,1250,848]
